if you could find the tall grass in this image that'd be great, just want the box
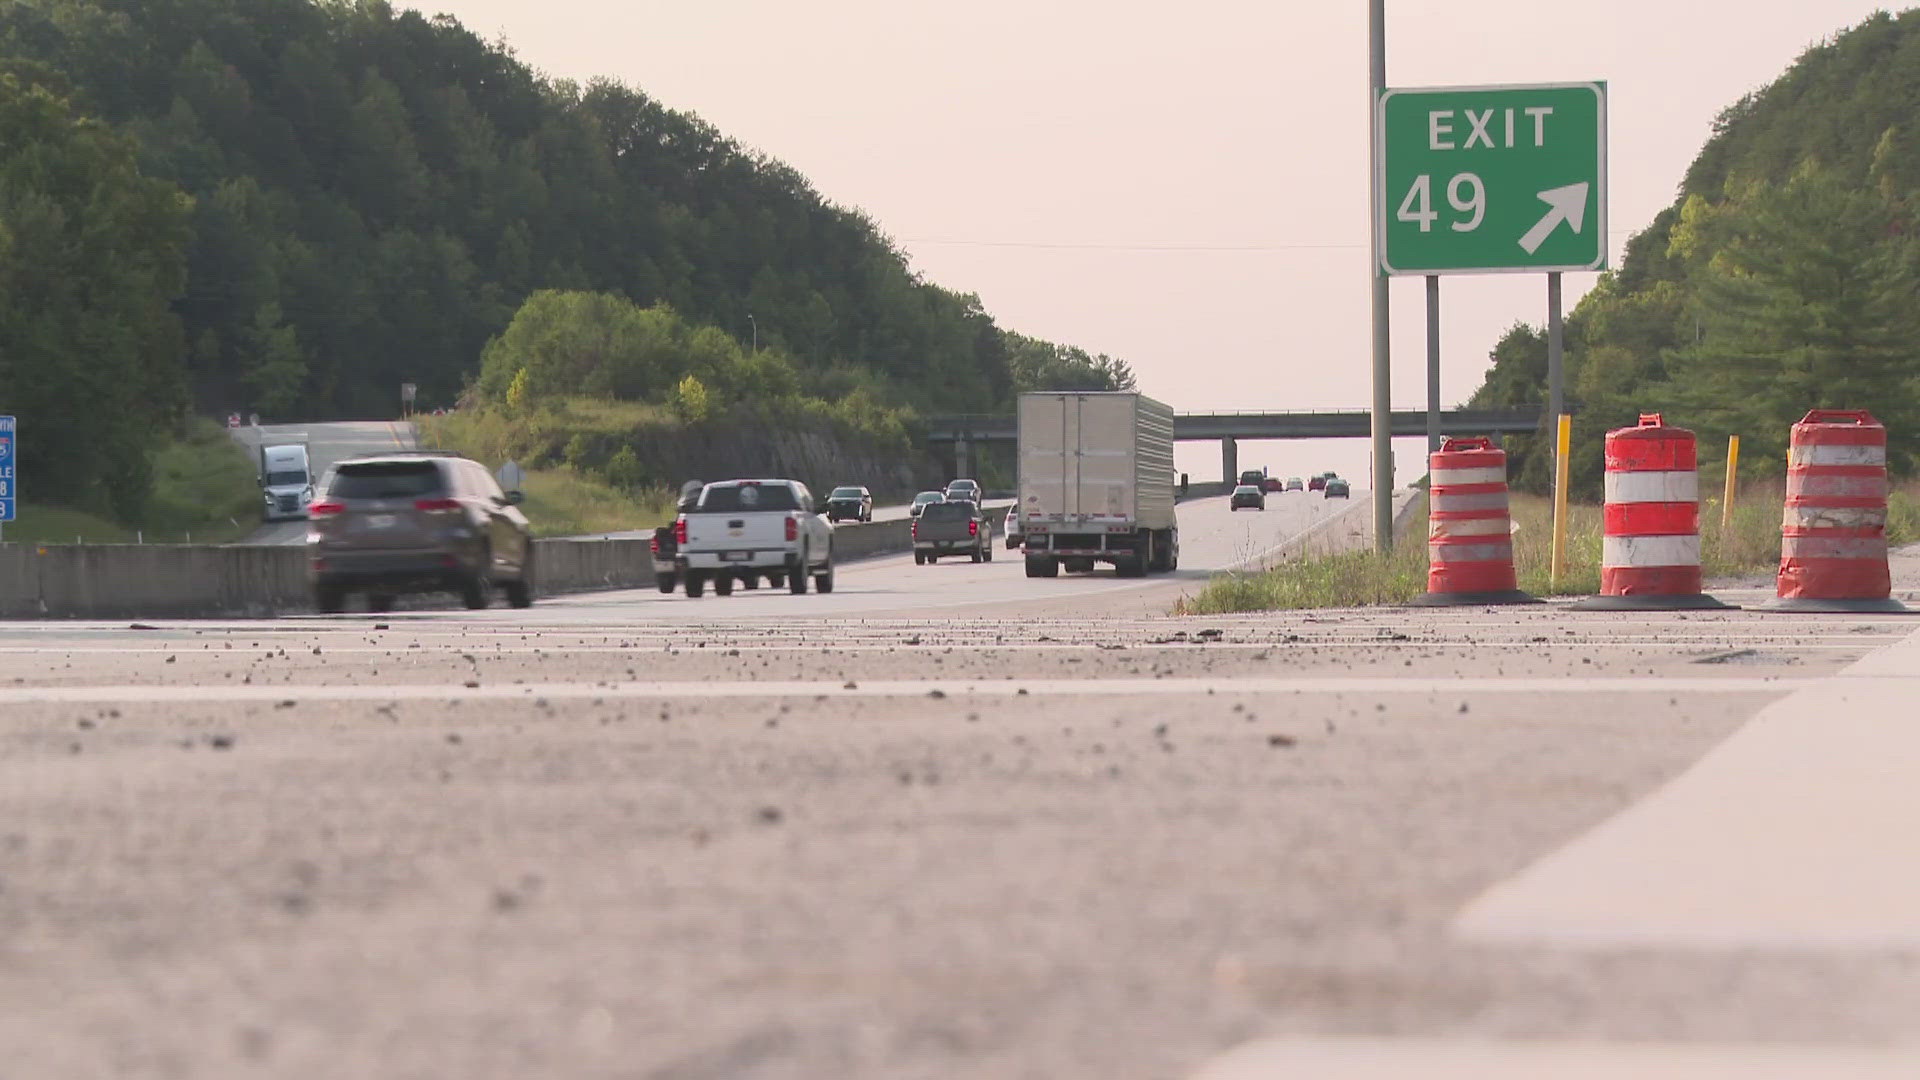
[1182,476,1920,612]
[518,469,678,538]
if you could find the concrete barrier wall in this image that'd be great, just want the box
[0,521,921,619]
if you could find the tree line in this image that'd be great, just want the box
[1469,10,1920,499]
[0,0,1131,522]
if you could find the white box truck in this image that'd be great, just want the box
[1017,391,1178,578]
[259,441,314,522]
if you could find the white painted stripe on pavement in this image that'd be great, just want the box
[1602,534,1700,567]
[1604,469,1698,504]
[1453,625,1920,949]
[1792,443,1886,467]
[0,675,1821,706]
[1189,1036,1920,1079]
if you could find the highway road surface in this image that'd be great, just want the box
[4,499,1919,1079]
[234,420,419,544]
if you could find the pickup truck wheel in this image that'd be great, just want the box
[970,547,982,564]
[766,572,785,588]
[788,551,809,594]
[983,541,993,563]
[740,572,759,590]
[656,573,676,594]
[814,553,834,594]
[913,552,925,566]
[714,574,734,597]
[684,571,705,598]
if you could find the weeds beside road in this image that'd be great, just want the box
[1183,482,1920,613]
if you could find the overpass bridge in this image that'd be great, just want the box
[926,407,1545,483]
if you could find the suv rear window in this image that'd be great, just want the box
[922,502,976,521]
[695,483,799,513]
[328,461,444,499]
[829,487,863,498]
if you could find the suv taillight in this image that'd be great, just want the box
[785,515,798,542]
[308,502,344,517]
[414,497,461,512]
[674,516,688,545]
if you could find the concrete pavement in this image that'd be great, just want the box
[5,507,1920,1079]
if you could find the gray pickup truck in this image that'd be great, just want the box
[912,500,992,565]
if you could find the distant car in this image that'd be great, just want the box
[909,491,945,518]
[308,454,534,613]
[824,485,873,523]
[1238,469,1266,490]
[944,478,981,503]
[913,499,992,564]
[1004,507,1024,550]
[1308,475,1328,491]
[1262,476,1285,493]
[1285,476,1304,492]
[1324,478,1351,499]
[1230,484,1266,511]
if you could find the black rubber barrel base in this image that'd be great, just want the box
[1408,590,1544,607]
[1570,593,1737,611]
[1752,596,1916,614]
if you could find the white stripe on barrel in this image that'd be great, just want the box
[1430,466,1508,486]
[1791,444,1887,467]
[1604,470,1699,504]
[1784,505,1887,529]
[1603,535,1702,568]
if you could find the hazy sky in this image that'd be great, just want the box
[405,0,1902,484]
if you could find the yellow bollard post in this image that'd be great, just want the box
[1550,413,1571,592]
[1721,434,1740,533]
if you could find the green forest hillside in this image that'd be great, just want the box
[1471,10,1920,498]
[0,0,1130,523]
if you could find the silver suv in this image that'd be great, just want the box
[307,454,534,613]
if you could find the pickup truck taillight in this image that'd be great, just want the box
[674,516,688,545]
[911,520,918,539]
[414,497,461,513]
[308,502,344,518]
[968,519,979,537]
[785,515,798,542]
[649,535,660,554]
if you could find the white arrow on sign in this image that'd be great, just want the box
[1516,182,1590,255]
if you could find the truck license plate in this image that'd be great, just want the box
[721,551,753,562]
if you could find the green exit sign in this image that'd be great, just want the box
[1375,82,1607,275]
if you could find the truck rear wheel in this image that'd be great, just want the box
[684,571,705,598]
[714,574,734,597]
[656,573,676,594]
[1026,556,1059,578]
[788,552,809,594]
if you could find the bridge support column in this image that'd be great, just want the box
[954,437,970,481]
[1221,438,1238,485]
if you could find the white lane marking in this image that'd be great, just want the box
[1189,1036,1920,1079]
[1454,625,1920,949]
[0,676,1819,705]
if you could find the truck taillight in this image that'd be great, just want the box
[911,520,918,539]
[674,517,687,545]
[308,502,344,518]
[785,515,798,542]
[968,519,978,537]
[649,535,660,554]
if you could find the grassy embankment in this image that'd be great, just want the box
[1182,480,1920,613]
[419,401,679,538]
[5,420,260,544]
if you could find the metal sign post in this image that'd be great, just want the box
[400,382,418,418]
[1367,0,1392,553]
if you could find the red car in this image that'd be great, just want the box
[1308,475,1328,491]
[1262,477,1285,493]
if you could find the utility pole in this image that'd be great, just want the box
[1368,0,1392,552]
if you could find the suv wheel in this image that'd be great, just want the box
[504,548,534,608]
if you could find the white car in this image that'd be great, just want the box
[1004,507,1024,549]
[677,479,834,597]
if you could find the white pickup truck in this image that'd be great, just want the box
[676,478,835,597]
